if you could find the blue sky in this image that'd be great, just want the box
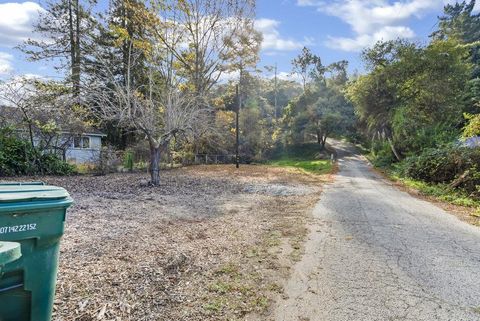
[257,0,479,79]
[0,0,479,81]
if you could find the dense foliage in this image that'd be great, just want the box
[346,39,472,159]
[399,146,480,195]
[347,0,480,201]
[0,129,75,176]
[283,49,355,149]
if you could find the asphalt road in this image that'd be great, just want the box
[274,141,480,321]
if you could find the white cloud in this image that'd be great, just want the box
[217,70,240,83]
[296,0,319,6]
[263,51,281,56]
[276,71,303,83]
[323,0,437,34]
[255,18,312,51]
[327,26,415,51]
[0,52,14,75]
[261,70,302,83]
[297,0,452,52]
[0,2,44,47]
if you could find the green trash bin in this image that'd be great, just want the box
[0,182,73,321]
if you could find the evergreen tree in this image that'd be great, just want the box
[19,0,97,96]
[433,0,480,77]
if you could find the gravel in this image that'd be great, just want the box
[243,183,314,196]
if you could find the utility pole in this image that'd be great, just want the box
[235,84,240,169]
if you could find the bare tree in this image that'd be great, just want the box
[83,0,259,184]
[85,42,209,185]
[152,0,259,98]
[0,77,38,147]
[0,77,88,158]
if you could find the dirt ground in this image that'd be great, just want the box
[7,165,332,320]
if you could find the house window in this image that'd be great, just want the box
[73,137,90,149]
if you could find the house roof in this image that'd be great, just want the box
[62,131,107,137]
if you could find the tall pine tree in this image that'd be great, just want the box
[19,0,97,97]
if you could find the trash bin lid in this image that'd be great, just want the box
[0,183,73,213]
[0,241,21,266]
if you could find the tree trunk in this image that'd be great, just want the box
[316,129,321,145]
[27,123,35,149]
[321,136,327,150]
[68,0,74,76]
[149,144,161,186]
[450,170,470,189]
[73,0,81,96]
[68,0,80,96]
[387,137,402,161]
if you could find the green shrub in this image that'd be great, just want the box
[40,153,76,175]
[123,150,134,171]
[0,128,75,176]
[0,133,35,176]
[134,161,148,171]
[398,145,480,196]
[371,141,396,167]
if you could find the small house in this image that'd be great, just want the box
[64,132,107,164]
[28,130,107,165]
[0,105,107,165]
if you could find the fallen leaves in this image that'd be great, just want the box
[9,165,331,320]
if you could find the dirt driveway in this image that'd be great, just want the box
[9,165,331,320]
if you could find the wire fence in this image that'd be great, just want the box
[192,154,237,165]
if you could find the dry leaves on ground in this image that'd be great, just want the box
[4,164,333,321]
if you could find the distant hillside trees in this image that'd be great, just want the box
[283,49,355,150]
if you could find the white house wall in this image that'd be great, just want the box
[16,130,105,165]
[65,136,103,164]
